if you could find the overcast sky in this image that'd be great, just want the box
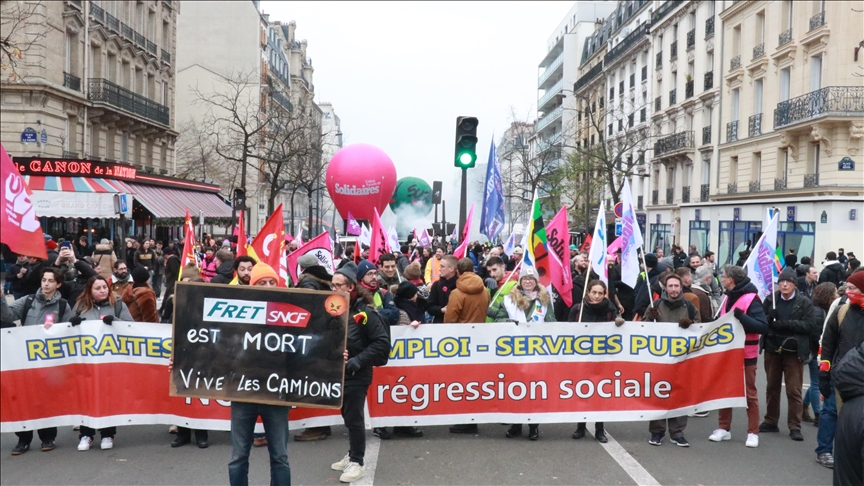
[261,1,575,217]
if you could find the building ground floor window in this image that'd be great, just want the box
[650,223,672,256]
[718,221,762,267]
[689,221,710,256]
[777,222,816,266]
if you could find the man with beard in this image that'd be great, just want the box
[485,256,517,322]
[688,254,702,273]
[233,256,256,286]
[426,255,458,323]
[111,261,132,296]
[643,273,699,447]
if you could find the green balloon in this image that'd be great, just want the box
[389,177,433,216]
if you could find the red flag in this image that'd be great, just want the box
[0,144,47,259]
[248,204,286,286]
[285,232,336,285]
[236,210,248,257]
[579,233,592,252]
[453,203,475,259]
[547,207,573,307]
[179,208,198,280]
[369,208,390,265]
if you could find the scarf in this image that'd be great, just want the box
[661,290,685,309]
[521,290,538,300]
[847,291,864,308]
[360,281,378,292]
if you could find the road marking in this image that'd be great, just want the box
[588,422,660,486]
[351,435,380,485]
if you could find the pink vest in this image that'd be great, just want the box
[721,293,760,360]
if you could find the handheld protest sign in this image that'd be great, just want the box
[170,282,349,408]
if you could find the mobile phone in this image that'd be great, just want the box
[60,241,72,249]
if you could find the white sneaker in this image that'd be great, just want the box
[331,453,351,471]
[745,433,759,448]
[339,462,365,483]
[100,437,114,450]
[708,429,731,442]
[77,436,92,451]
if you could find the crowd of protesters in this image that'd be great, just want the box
[2,232,862,486]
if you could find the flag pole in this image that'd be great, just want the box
[577,266,590,322]
[638,247,655,310]
[489,260,522,308]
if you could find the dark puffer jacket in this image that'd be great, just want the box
[209,259,236,284]
[762,292,818,362]
[296,266,332,291]
[345,297,391,387]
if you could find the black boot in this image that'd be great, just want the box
[572,423,586,439]
[506,424,522,438]
[528,425,539,441]
[595,423,608,443]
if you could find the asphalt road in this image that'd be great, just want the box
[1,359,833,486]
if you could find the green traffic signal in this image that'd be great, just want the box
[454,116,479,169]
[458,151,475,166]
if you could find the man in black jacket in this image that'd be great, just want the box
[830,340,864,486]
[426,255,458,323]
[760,268,819,441]
[162,247,181,299]
[634,253,664,319]
[329,262,390,484]
[819,252,845,286]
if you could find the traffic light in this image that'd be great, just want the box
[454,116,478,168]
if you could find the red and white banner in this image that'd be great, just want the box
[0,143,48,259]
[285,232,336,285]
[1,315,745,432]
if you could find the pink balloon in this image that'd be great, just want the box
[326,143,397,222]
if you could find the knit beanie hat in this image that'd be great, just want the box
[846,270,864,292]
[336,261,358,284]
[644,253,659,268]
[396,280,419,300]
[357,260,377,281]
[132,266,151,286]
[403,261,422,281]
[298,253,319,269]
[250,263,278,285]
[519,265,538,282]
[777,268,798,285]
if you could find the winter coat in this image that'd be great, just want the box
[74,241,93,258]
[634,267,664,317]
[163,255,181,298]
[200,256,218,282]
[111,274,133,296]
[691,283,715,323]
[830,341,864,486]
[378,272,400,290]
[672,251,688,269]
[21,260,47,296]
[121,285,160,322]
[209,259,236,284]
[427,275,457,323]
[395,297,425,324]
[444,272,491,323]
[345,298,391,386]
[820,302,864,371]
[784,253,798,269]
[368,286,400,327]
[134,248,156,272]
[645,292,699,324]
[7,262,28,294]
[296,267,332,291]
[493,285,555,323]
[762,291,818,362]
[8,290,76,326]
[568,298,618,323]
[91,244,117,281]
[74,299,135,322]
[720,278,769,364]
[819,261,845,286]
[396,254,410,274]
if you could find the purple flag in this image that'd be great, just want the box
[346,211,361,236]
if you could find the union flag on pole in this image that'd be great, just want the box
[453,203,475,259]
[179,208,198,280]
[236,210,248,257]
[525,192,552,287]
[248,204,286,286]
[0,143,47,259]
[546,206,572,307]
[369,208,390,265]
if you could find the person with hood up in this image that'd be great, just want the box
[209,249,236,284]
[122,267,160,322]
[707,265,769,448]
[569,279,624,443]
[7,267,75,455]
[329,261,391,483]
[819,251,846,286]
[444,258,490,324]
[642,273,699,448]
[91,239,116,281]
[69,275,134,451]
[760,268,819,441]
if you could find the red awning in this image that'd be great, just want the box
[124,183,232,219]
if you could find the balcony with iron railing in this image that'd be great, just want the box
[730,55,741,70]
[538,51,564,86]
[704,70,713,90]
[670,40,678,61]
[88,78,170,126]
[779,28,793,47]
[106,12,119,31]
[687,29,695,50]
[652,190,659,206]
[804,173,820,188]
[89,2,104,22]
[573,61,603,93]
[538,78,564,109]
[774,178,787,190]
[748,113,763,137]
[161,49,171,64]
[654,130,694,157]
[63,72,80,92]
[685,79,694,99]
[270,89,293,112]
[773,86,864,129]
[705,17,715,38]
[666,188,674,204]
[809,11,825,31]
[726,120,738,142]
[749,180,761,192]
[700,184,710,201]
[669,88,677,106]
[146,40,157,55]
[121,22,133,39]
[702,126,711,145]
[727,182,738,194]
[682,186,690,203]
[536,134,562,154]
[605,23,650,67]
[753,43,764,60]
[651,0,681,25]
[536,105,563,131]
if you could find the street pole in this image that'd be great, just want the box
[459,167,467,241]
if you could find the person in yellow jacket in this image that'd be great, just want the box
[424,247,445,284]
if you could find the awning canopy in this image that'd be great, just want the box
[24,176,133,219]
[125,183,232,219]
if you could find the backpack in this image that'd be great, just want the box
[21,294,68,324]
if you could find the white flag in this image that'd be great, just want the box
[387,226,400,253]
[743,210,779,301]
[359,224,371,247]
[588,201,608,286]
[620,178,644,288]
[502,232,516,257]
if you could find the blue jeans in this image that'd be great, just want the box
[803,359,821,415]
[228,402,291,486]
[815,385,837,455]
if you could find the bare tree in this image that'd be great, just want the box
[174,119,241,192]
[0,0,49,82]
